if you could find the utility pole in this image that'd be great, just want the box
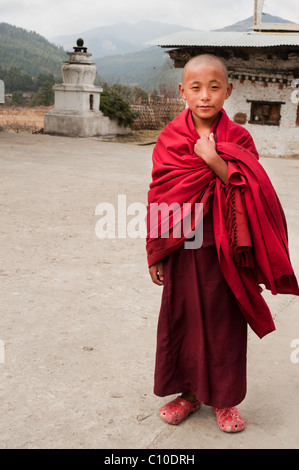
[253,0,265,26]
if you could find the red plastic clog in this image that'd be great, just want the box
[159,396,201,425]
[213,406,245,432]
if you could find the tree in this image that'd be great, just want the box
[99,82,149,105]
[29,81,54,106]
[159,80,180,102]
[11,91,23,105]
[0,66,35,92]
[130,86,148,104]
[34,73,55,89]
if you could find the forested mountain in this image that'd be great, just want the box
[0,20,189,92]
[0,23,65,77]
[141,60,183,94]
[95,47,167,86]
[0,14,293,94]
[91,14,294,89]
[95,47,183,94]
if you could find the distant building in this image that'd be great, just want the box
[147,9,299,157]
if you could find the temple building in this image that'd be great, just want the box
[147,1,299,157]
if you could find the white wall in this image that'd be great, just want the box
[223,75,299,157]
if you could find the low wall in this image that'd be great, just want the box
[130,101,185,130]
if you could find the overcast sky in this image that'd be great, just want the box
[1,0,299,39]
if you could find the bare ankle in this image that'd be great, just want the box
[181,393,198,403]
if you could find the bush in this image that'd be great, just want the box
[11,91,23,105]
[100,88,139,128]
[29,81,54,107]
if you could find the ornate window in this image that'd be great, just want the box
[247,100,285,126]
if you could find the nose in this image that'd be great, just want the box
[200,87,210,101]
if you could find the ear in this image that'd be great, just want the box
[225,82,233,100]
[179,83,186,100]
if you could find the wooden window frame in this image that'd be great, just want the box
[247,100,285,126]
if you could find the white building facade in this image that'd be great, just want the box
[147,31,299,158]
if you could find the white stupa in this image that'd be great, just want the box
[44,39,130,137]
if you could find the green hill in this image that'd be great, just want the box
[141,60,183,95]
[95,47,168,86]
[94,47,183,95]
[0,23,65,77]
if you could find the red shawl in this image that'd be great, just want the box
[146,108,299,338]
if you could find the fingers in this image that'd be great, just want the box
[149,262,164,286]
[196,134,214,145]
[157,261,164,282]
[197,134,208,142]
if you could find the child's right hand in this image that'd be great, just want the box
[149,261,164,286]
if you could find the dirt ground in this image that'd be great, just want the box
[0,130,298,450]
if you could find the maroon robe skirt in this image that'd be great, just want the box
[154,212,247,408]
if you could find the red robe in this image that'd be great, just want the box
[146,108,299,339]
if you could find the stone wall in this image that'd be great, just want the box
[224,50,298,78]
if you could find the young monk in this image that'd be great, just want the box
[146,54,299,433]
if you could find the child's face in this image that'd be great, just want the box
[179,62,232,127]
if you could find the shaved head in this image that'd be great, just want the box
[178,53,233,131]
[182,54,228,83]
